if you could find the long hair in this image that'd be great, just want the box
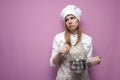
[64,22,82,47]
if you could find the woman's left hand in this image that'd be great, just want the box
[90,56,102,66]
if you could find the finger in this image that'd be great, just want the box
[61,47,68,54]
[65,44,70,48]
[99,57,103,60]
[64,46,70,52]
[97,60,101,64]
[96,58,101,64]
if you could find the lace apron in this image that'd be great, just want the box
[56,42,90,80]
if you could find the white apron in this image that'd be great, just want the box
[56,42,90,80]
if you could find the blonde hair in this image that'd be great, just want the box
[64,22,82,47]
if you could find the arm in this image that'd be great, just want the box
[52,44,70,66]
[86,38,101,68]
[52,52,62,66]
[50,35,60,66]
[50,35,70,66]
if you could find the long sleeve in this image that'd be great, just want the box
[50,35,59,66]
[86,40,93,58]
[50,32,93,67]
[81,34,93,61]
[50,32,65,67]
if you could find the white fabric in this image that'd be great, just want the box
[50,32,93,66]
[61,5,82,21]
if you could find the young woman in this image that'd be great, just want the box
[50,5,102,80]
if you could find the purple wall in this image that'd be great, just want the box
[0,0,120,80]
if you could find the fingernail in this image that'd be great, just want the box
[99,57,103,59]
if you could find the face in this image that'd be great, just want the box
[65,14,79,34]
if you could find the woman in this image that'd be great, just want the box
[50,5,102,80]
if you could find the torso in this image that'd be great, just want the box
[56,42,90,80]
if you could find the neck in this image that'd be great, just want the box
[70,30,77,35]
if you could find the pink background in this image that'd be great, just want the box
[0,0,120,80]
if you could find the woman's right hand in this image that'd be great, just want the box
[59,44,70,55]
[52,44,70,65]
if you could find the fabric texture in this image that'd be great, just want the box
[56,42,90,80]
[50,32,93,67]
[61,5,82,21]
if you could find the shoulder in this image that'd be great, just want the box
[55,31,65,38]
[82,33,92,40]
[53,31,65,42]
[81,33,92,44]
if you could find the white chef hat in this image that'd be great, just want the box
[61,5,82,21]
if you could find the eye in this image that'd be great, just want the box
[70,16,75,20]
[65,18,68,22]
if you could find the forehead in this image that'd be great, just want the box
[65,14,75,19]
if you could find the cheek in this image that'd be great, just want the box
[65,23,69,27]
[75,22,79,26]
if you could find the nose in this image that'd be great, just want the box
[68,19,72,24]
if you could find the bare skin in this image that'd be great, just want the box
[52,14,102,66]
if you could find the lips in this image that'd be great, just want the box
[69,25,74,27]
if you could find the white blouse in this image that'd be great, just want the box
[50,32,93,66]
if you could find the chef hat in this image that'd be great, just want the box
[61,5,82,21]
